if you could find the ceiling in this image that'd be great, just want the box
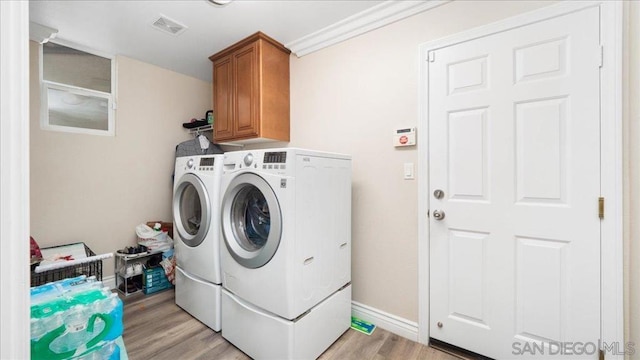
[29,0,388,82]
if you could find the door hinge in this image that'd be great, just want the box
[599,349,605,360]
[599,197,605,219]
[428,51,435,62]
[599,45,604,68]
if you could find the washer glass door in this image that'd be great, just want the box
[173,173,211,247]
[222,173,282,268]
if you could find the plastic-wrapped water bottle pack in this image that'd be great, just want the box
[30,275,124,360]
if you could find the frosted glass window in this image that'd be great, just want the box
[40,42,115,136]
[47,87,109,131]
[43,42,111,93]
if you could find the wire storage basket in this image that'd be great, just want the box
[31,242,103,286]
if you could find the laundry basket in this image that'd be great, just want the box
[31,242,109,286]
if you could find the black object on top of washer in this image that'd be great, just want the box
[182,118,208,129]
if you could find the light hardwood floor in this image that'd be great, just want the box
[121,289,463,360]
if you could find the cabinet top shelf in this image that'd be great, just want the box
[208,31,291,61]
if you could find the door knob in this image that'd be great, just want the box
[433,210,445,221]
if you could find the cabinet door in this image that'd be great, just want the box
[233,42,260,139]
[213,55,234,141]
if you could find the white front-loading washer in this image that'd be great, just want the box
[219,148,352,359]
[173,154,223,331]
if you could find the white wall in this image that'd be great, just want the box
[29,41,212,278]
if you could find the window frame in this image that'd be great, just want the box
[39,39,117,136]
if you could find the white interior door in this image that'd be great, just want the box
[428,7,601,359]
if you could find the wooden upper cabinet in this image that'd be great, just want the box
[209,32,291,144]
[212,55,233,141]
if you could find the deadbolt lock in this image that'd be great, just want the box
[437,322,443,328]
[433,189,445,199]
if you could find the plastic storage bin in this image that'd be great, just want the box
[143,267,173,294]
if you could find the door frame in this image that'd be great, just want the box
[0,1,30,358]
[417,1,624,357]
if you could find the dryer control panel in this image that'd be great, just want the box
[263,151,287,164]
[262,151,287,171]
[225,151,289,173]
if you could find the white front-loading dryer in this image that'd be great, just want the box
[220,148,352,319]
[219,148,353,359]
[173,154,223,331]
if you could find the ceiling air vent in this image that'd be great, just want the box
[151,15,187,36]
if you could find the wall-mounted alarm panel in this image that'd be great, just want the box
[394,127,416,147]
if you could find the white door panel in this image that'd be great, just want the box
[429,6,600,359]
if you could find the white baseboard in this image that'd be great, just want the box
[351,301,418,342]
[102,274,116,290]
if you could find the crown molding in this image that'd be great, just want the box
[29,22,58,44]
[286,0,450,57]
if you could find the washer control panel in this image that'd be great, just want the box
[195,157,216,171]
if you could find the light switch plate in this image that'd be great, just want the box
[404,163,415,180]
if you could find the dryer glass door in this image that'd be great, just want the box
[173,173,211,247]
[222,173,282,268]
